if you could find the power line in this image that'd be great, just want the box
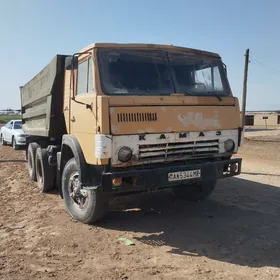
[250,58,280,76]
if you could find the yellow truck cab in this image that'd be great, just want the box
[20,43,242,224]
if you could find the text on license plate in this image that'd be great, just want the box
[168,170,201,182]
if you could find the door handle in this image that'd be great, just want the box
[70,116,75,122]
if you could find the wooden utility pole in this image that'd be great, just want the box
[241,49,250,130]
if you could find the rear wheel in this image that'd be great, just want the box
[1,134,7,146]
[173,180,217,201]
[35,147,55,193]
[62,158,109,224]
[27,142,40,181]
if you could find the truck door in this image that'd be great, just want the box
[69,55,97,164]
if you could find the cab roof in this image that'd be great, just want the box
[80,43,220,58]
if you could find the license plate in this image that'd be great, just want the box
[168,170,201,182]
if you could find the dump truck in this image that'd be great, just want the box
[20,43,242,224]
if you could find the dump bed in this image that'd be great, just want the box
[21,54,68,138]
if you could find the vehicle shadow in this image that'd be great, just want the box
[242,172,280,177]
[245,128,277,132]
[99,177,280,268]
[0,159,27,163]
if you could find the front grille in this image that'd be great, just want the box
[138,139,219,160]
[117,112,157,122]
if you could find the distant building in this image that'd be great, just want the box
[245,110,280,127]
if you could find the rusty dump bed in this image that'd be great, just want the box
[21,55,68,137]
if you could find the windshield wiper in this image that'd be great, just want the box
[183,90,195,96]
[183,89,223,101]
[206,91,223,101]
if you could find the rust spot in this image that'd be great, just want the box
[177,112,221,129]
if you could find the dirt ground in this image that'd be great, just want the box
[244,127,280,142]
[1,139,280,280]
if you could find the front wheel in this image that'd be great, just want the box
[62,158,109,224]
[12,137,19,150]
[173,180,217,201]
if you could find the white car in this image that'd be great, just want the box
[0,119,27,149]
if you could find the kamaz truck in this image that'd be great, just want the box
[20,43,242,224]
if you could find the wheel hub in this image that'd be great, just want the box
[69,172,88,209]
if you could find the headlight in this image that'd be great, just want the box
[118,146,132,162]
[19,134,26,137]
[224,139,235,152]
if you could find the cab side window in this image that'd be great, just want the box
[77,57,93,95]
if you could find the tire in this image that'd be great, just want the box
[1,134,7,146]
[173,180,217,201]
[12,137,19,150]
[27,142,40,181]
[35,147,55,193]
[62,158,109,224]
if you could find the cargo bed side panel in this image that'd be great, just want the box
[21,55,68,138]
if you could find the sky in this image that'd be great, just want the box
[0,0,279,111]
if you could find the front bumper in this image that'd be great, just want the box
[16,137,27,145]
[100,158,242,193]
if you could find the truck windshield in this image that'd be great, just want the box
[97,49,229,96]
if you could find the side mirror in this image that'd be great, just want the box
[65,56,78,70]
